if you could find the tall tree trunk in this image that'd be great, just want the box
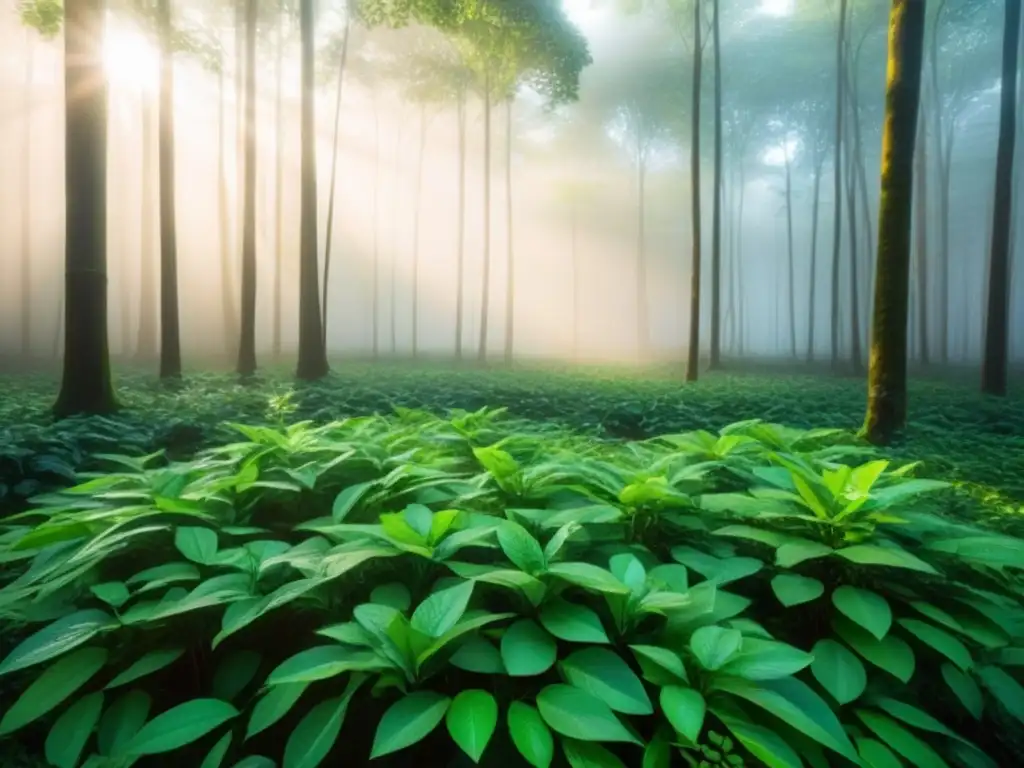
[136,89,158,359]
[862,0,925,445]
[21,39,33,357]
[571,200,580,360]
[685,0,703,382]
[390,127,400,354]
[503,100,515,365]
[806,155,824,361]
[709,0,724,368]
[830,0,849,368]
[844,89,863,371]
[928,0,952,363]
[321,13,351,346]
[455,94,467,360]
[55,0,118,417]
[235,0,245,279]
[637,149,648,359]
[478,73,493,361]
[913,88,930,364]
[735,161,746,356]
[157,0,181,379]
[296,0,328,379]
[217,59,239,355]
[371,107,380,358]
[273,4,285,359]
[784,149,797,357]
[981,0,1021,396]
[412,104,427,357]
[236,0,258,377]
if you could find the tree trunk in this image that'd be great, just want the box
[830,0,849,368]
[637,150,648,360]
[806,155,824,361]
[295,0,328,380]
[844,85,863,371]
[735,161,746,356]
[321,14,351,347]
[157,0,181,379]
[455,95,467,360]
[784,149,797,357]
[273,5,285,359]
[478,73,493,362]
[136,88,158,359]
[217,59,239,356]
[21,40,33,357]
[685,0,703,382]
[236,0,258,377]
[54,0,118,417]
[371,107,380,358]
[390,127,400,355]
[862,0,926,445]
[913,88,930,364]
[928,4,951,363]
[571,200,580,360]
[412,104,427,357]
[709,0,724,368]
[503,100,515,365]
[981,0,1021,396]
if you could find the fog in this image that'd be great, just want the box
[0,0,1020,367]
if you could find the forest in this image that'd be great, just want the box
[0,0,1022,766]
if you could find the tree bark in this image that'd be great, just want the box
[806,155,824,362]
[685,0,703,382]
[735,160,746,356]
[503,100,515,365]
[478,72,493,362]
[981,0,1021,396]
[390,127,400,354]
[843,79,863,371]
[136,88,158,359]
[236,0,258,377]
[830,0,849,369]
[455,95,467,360]
[862,0,926,445]
[157,0,181,379]
[784,148,797,357]
[54,0,118,417]
[709,0,724,368]
[273,4,285,359]
[217,58,239,356]
[412,104,427,357]
[913,87,930,364]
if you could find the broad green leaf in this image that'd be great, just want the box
[835,545,938,574]
[546,562,629,594]
[609,553,647,591]
[560,647,653,715]
[446,690,498,763]
[659,686,705,743]
[856,737,904,768]
[976,665,1024,724]
[44,691,104,768]
[854,710,949,768]
[0,609,117,676]
[370,582,412,612]
[771,574,824,607]
[370,691,451,759]
[212,650,262,702]
[501,620,557,677]
[246,682,308,739]
[105,649,185,690]
[539,599,610,644]
[716,710,803,768]
[535,684,640,744]
[562,739,627,767]
[200,732,232,768]
[543,522,581,562]
[872,697,955,737]
[641,727,673,768]
[267,645,387,686]
[410,580,475,638]
[122,699,239,756]
[507,702,554,768]
[90,582,130,609]
[712,524,789,548]
[897,619,973,671]
[497,521,547,574]
[940,663,983,719]
[0,647,108,736]
[283,675,362,768]
[97,689,151,756]
[690,626,743,671]
[175,527,219,564]
[403,504,434,538]
[775,540,833,568]
[629,645,688,686]
[833,586,891,640]
[448,636,505,674]
[832,616,915,682]
[332,482,373,522]
[720,638,815,681]
[810,639,867,704]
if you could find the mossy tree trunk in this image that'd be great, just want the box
[54,0,118,418]
[157,0,181,379]
[862,0,926,445]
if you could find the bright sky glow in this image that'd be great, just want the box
[762,136,799,167]
[759,0,796,17]
[103,22,158,91]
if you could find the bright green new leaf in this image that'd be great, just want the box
[97,689,151,756]
[410,580,475,638]
[771,574,824,607]
[898,619,973,672]
[832,586,892,640]
[720,638,815,681]
[546,562,629,594]
[105,648,185,689]
[174,527,219,564]
[246,682,308,739]
[536,685,640,744]
[497,521,547,574]
[810,639,867,704]
[690,626,743,671]
[562,738,627,767]
[539,598,610,644]
[121,699,239,756]
[0,647,108,736]
[44,691,104,768]
[0,609,117,676]
[370,691,451,759]
[659,686,705,743]
[560,647,653,715]
[501,620,557,676]
[446,690,498,763]
[507,701,554,768]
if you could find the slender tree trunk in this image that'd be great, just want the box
[981,0,1021,396]
[55,0,118,417]
[478,74,493,361]
[928,3,951,363]
[390,126,400,354]
[235,0,245,276]
[412,104,427,357]
[296,0,328,379]
[709,0,724,368]
[862,0,926,445]
[830,0,849,368]
[455,95,467,360]
[571,200,580,360]
[686,0,703,382]
[503,100,515,365]
[21,40,33,357]
[157,0,181,379]
[807,156,824,361]
[372,107,380,358]
[637,151,648,360]
[236,0,258,377]
[736,161,746,356]
[136,89,158,358]
[844,91,863,371]
[784,150,797,357]
[913,88,930,364]
[321,14,351,346]
[217,60,239,355]
[273,5,285,359]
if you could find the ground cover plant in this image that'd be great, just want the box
[0,392,1022,767]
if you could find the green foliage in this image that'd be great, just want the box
[19,0,63,39]
[0,399,1022,766]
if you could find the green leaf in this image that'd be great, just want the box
[200,732,232,768]
[659,686,705,743]
[609,553,647,591]
[719,638,815,681]
[446,690,498,763]
[835,545,938,574]
[690,626,743,671]
[246,682,308,739]
[90,582,130,609]
[535,684,640,744]
[832,616,915,682]
[560,647,653,715]
[854,710,949,768]
[175,527,219,564]
[810,639,867,705]
[0,647,108,736]
[507,702,554,768]
[897,619,973,671]
[230,758,277,768]
[0,609,117,676]
[449,636,505,674]
[544,522,581,562]
[716,710,803,768]
[283,675,362,768]
[105,649,185,689]
[832,586,892,640]
[267,645,386,686]
[940,663,983,719]
[977,665,1024,724]
[771,574,824,607]
[629,645,688,686]
[872,697,955,737]
[497,521,547,574]
[44,691,104,768]
[212,651,262,702]
[856,737,905,768]
[775,540,833,568]
[712,524,789,548]
[122,699,239,756]
[370,691,451,759]
[97,689,151,756]
[332,481,373,522]
[641,728,673,768]
[539,599,610,644]
[546,562,629,594]
[410,580,475,638]
[501,620,557,677]
[562,739,627,767]
[370,582,412,612]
